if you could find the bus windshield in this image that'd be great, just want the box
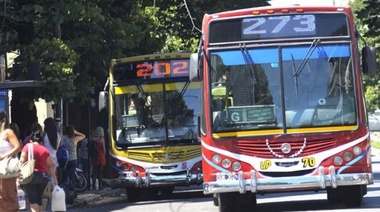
[210,43,356,132]
[114,81,200,145]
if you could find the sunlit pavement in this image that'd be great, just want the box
[66,147,380,211]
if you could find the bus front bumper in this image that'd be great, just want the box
[110,169,203,188]
[203,167,373,194]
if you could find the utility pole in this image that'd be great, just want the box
[52,22,63,133]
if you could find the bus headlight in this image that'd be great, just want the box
[232,161,241,171]
[343,152,353,161]
[352,146,362,155]
[334,156,343,165]
[130,166,137,171]
[212,154,221,164]
[221,158,231,168]
[115,161,122,167]
[122,164,129,170]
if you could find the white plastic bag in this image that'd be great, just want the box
[52,185,66,212]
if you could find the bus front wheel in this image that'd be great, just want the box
[327,187,343,204]
[218,192,256,212]
[342,185,364,208]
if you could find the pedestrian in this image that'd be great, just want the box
[23,122,43,147]
[79,136,90,181]
[90,126,106,190]
[9,122,22,157]
[0,110,21,212]
[42,117,61,185]
[61,125,85,184]
[19,129,58,212]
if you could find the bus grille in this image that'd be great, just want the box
[234,136,336,158]
[128,147,201,163]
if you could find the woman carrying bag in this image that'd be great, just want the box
[0,110,21,212]
[19,130,58,212]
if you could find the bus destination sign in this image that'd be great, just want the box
[209,13,348,43]
[227,105,276,124]
[113,59,190,81]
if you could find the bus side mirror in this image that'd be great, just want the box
[99,91,108,112]
[362,46,377,75]
[190,53,203,81]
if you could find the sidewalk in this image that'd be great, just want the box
[371,146,380,157]
[66,186,126,211]
[66,178,126,211]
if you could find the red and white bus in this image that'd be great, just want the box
[189,5,377,211]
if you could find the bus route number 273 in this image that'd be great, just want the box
[301,157,316,168]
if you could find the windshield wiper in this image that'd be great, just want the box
[136,82,148,102]
[292,39,320,96]
[291,54,299,96]
[240,43,257,85]
[293,39,320,77]
[178,81,190,100]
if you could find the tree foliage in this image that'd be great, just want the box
[354,0,380,112]
[0,0,267,103]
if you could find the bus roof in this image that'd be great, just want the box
[112,52,192,64]
[205,5,352,19]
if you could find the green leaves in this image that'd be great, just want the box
[1,0,268,104]
[353,0,380,112]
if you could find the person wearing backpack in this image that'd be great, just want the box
[89,126,106,190]
[61,125,85,185]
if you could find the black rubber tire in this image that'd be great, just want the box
[160,186,175,195]
[127,188,140,202]
[342,185,363,208]
[327,187,343,204]
[218,193,236,212]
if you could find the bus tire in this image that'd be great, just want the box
[237,192,257,212]
[218,192,236,212]
[218,192,256,212]
[342,185,363,208]
[327,187,342,204]
[160,186,175,195]
[213,194,219,206]
[127,188,140,202]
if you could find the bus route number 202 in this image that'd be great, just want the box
[301,157,316,168]
[136,61,189,77]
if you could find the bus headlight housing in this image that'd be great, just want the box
[232,161,241,171]
[352,146,362,155]
[122,164,129,170]
[212,154,221,164]
[334,156,343,165]
[343,152,353,161]
[221,158,231,168]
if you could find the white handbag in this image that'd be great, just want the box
[18,144,35,184]
[0,138,20,178]
[52,185,66,212]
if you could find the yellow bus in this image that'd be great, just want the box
[99,52,202,201]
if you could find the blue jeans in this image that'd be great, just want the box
[80,157,90,178]
[62,159,77,184]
